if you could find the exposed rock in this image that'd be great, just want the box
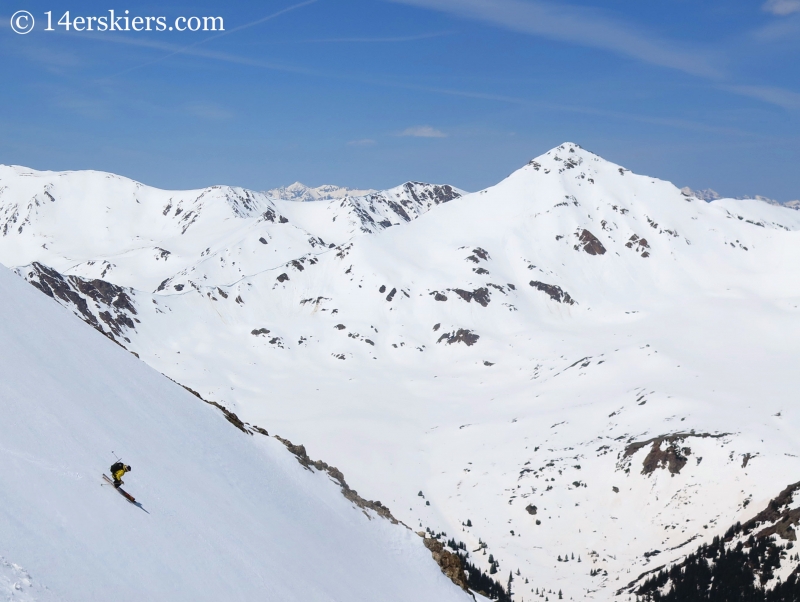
[19,262,137,343]
[437,329,480,346]
[740,481,800,541]
[529,281,576,305]
[178,383,256,436]
[574,229,607,255]
[452,287,491,307]
[423,537,470,592]
[274,435,401,524]
[622,432,728,475]
[625,234,651,257]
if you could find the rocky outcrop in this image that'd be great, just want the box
[274,435,400,524]
[740,481,800,541]
[622,432,728,475]
[529,281,576,304]
[437,329,480,346]
[422,537,470,592]
[574,229,607,255]
[18,262,138,343]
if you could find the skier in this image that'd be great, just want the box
[110,461,132,488]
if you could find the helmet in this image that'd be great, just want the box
[125,465,132,472]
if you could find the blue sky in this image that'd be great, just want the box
[1,1,799,199]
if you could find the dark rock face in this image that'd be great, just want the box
[452,287,491,307]
[20,262,137,343]
[437,329,480,346]
[276,273,289,282]
[529,281,576,305]
[739,481,800,542]
[622,432,728,475]
[574,229,607,255]
[626,234,651,257]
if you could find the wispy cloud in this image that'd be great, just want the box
[750,16,800,41]
[398,125,447,138]
[347,138,377,146]
[106,0,318,78]
[85,35,770,138]
[763,0,800,15]
[388,0,720,78]
[724,84,800,110]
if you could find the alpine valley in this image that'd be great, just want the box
[2,143,800,601]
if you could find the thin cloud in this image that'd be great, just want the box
[763,0,800,15]
[347,138,377,146]
[399,125,447,138]
[388,0,721,79]
[88,35,768,139]
[106,0,318,78]
[77,17,771,138]
[750,16,800,41]
[725,84,800,110]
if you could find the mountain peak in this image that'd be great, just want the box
[266,182,376,202]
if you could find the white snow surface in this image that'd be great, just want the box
[2,142,800,600]
[265,182,377,203]
[0,166,463,292]
[0,265,469,602]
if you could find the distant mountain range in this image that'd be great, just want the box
[681,186,799,209]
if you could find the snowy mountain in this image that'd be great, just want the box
[2,143,800,601]
[0,262,473,601]
[680,186,721,202]
[266,182,376,203]
[0,165,463,292]
[682,185,800,210]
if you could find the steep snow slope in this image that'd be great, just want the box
[4,143,800,600]
[0,166,462,292]
[0,264,470,602]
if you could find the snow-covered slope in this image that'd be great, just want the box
[3,143,800,600]
[0,264,471,601]
[0,166,462,292]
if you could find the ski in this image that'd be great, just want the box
[102,474,136,503]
